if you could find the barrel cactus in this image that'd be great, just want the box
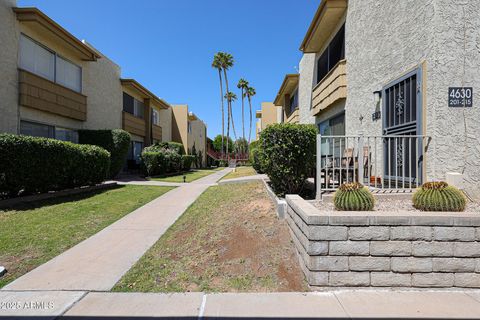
[413,181,466,212]
[334,183,375,211]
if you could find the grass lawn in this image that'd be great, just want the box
[0,185,173,288]
[149,168,223,183]
[113,181,307,293]
[221,166,257,180]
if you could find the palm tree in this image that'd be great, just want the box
[237,78,249,151]
[219,53,237,140]
[224,91,237,159]
[212,53,225,158]
[245,85,256,145]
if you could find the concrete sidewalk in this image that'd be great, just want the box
[2,168,231,291]
[2,290,480,318]
[218,174,268,185]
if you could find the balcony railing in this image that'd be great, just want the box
[316,134,432,198]
[286,108,299,124]
[122,111,145,137]
[311,59,346,115]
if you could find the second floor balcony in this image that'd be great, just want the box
[311,59,346,115]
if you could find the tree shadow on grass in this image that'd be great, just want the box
[0,185,124,213]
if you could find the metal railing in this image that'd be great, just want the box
[316,134,432,198]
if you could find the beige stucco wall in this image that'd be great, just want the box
[171,104,188,152]
[260,102,281,129]
[83,53,122,130]
[158,106,172,142]
[188,119,207,167]
[0,0,20,134]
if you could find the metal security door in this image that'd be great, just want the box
[382,68,423,187]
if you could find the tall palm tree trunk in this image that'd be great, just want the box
[223,70,237,140]
[248,95,253,145]
[241,88,245,153]
[218,69,225,159]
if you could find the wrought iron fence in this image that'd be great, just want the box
[316,134,432,198]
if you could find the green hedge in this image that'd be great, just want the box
[0,134,110,198]
[260,123,317,197]
[182,155,196,171]
[78,129,130,178]
[146,141,185,155]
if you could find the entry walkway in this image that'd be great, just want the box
[2,290,480,318]
[2,168,231,291]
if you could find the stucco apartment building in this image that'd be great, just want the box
[171,105,207,166]
[281,0,479,198]
[255,102,283,140]
[0,1,207,168]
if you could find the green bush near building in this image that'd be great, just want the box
[141,142,195,176]
[259,123,317,197]
[78,129,130,178]
[0,134,110,199]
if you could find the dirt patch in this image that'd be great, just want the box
[114,181,308,293]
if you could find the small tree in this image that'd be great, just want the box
[235,137,248,154]
[260,123,317,197]
[213,134,234,154]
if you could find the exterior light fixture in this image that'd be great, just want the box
[372,90,382,121]
[373,90,382,105]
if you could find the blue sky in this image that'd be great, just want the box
[18,0,320,139]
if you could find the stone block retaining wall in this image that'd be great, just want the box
[286,194,480,288]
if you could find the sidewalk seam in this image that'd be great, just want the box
[333,292,353,320]
[198,293,207,319]
[55,290,88,319]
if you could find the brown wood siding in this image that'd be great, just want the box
[122,111,145,137]
[18,69,87,121]
[311,59,347,115]
[152,124,162,141]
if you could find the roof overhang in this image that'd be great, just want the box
[273,74,299,106]
[13,7,101,61]
[120,79,168,109]
[299,0,347,53]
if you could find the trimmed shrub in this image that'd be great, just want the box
[182,155,196,171]
[251,148,265,173]
[78,129,130,178]
[0,134,110,198]
[145,141,185,155]
[141,147,185,176]
[260,123,317,196]
[141,151,167,176]
[334,183,375,211]
[413,181,466,212]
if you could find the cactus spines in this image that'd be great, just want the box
[334,182,375,211]
[413,181,466,212]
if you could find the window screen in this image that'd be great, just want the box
[20,120,55,139]
[123,93,134,114]
[19,35,55,82]
[56,56,82,92]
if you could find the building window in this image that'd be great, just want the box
[55,127,79,143]
[19,34,82,93]
[123,93,145,119]
[152,109,160,125]
[188,122,192,133]
[128,141,144,164]
[318,113,345,158]
[56,56,82,92]
[19,34,55,82]
[316,24,345,84]
[20,120,78,143]
[20,120,54,139]
[289,89,299,114]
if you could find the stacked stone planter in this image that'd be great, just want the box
[286,194,480,288]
